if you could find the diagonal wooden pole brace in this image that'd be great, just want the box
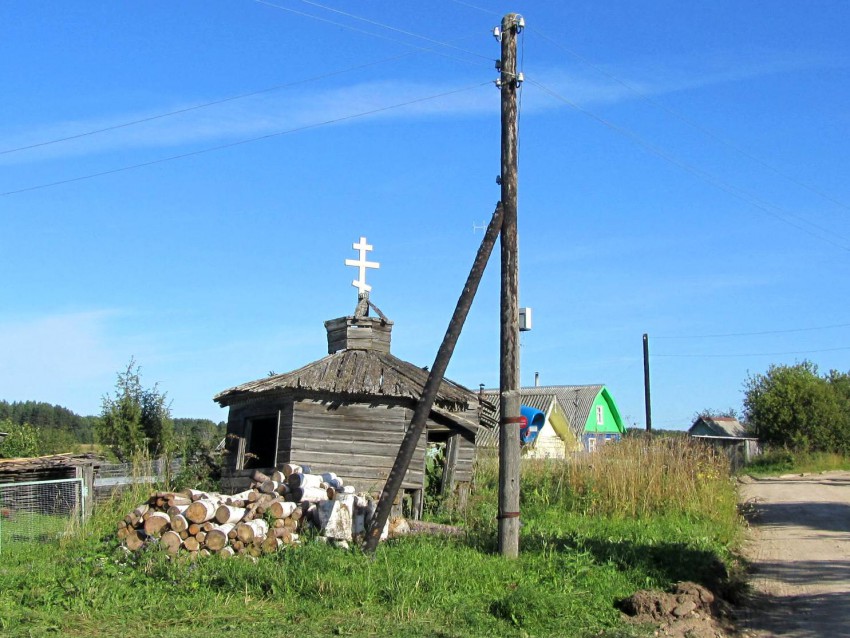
[363,203,504,555]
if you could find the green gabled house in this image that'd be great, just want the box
[478,384,626,456]
[551,384,626,451]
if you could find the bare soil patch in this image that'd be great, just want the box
[619,581,736,638]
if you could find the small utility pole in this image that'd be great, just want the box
[643,333,652,432]
[498,12,523,559]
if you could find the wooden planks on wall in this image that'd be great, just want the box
[291,400,426,493]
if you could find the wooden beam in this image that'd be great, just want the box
[363,203,504,555]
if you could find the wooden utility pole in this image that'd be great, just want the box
[643,333,652,432]
[498,12,523,559]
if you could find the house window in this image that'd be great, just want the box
[596,405,604,426]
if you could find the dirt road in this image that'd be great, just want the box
[737,471,850,637]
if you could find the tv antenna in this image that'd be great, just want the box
[472,221,487,233]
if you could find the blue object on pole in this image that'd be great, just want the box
[519,405,545,444]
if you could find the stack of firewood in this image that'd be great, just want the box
[117,464,388,558]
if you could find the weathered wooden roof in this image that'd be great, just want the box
[0,453,101,482]
[0,453,100,469]
[689,416,749,438]
[214,349,479,410]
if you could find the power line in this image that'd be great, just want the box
[254,0,492,63]
[441,8,848,246]
[443,0,501,17]
[655,345,850,358]
[527,78,850,253]
[529,26,850,214]
[0,81,490,197]
[655,321,850,339]
[453,15,850,248]
[527,77,847,246]
[1,52,434,157]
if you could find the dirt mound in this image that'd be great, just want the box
[618,582,734,638]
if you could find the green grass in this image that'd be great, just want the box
[746,448,850,476]
[0,511,75,549]
[0,439,743,638]
[0,518,703,638]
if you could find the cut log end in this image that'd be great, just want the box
[160,531,182,555]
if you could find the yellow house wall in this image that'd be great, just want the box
[525,422,566,459]
[524,403,580,459]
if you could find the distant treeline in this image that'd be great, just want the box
[0,399,224,456]
[172,418,227,447]
[0,400,97,449]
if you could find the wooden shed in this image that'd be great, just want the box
[0,453,100,519]
[214,302,491,517]
[689,416,761,471]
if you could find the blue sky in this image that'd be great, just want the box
[2,1,849,428]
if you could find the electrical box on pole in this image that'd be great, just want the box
[519,307,532,331]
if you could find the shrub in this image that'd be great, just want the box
[745,361,850,453]
[0,419,41,458]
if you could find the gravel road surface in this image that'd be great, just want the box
[737,471,850,637]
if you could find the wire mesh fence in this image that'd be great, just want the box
[93,458,183,502]
[96,457,182,481]
[0,478,84,553]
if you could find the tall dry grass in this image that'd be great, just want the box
[475,436,738,527]
[60,451,168,552]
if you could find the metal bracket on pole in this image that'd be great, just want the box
[501,416,525,425]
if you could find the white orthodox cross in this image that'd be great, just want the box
[345,236,380,294]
